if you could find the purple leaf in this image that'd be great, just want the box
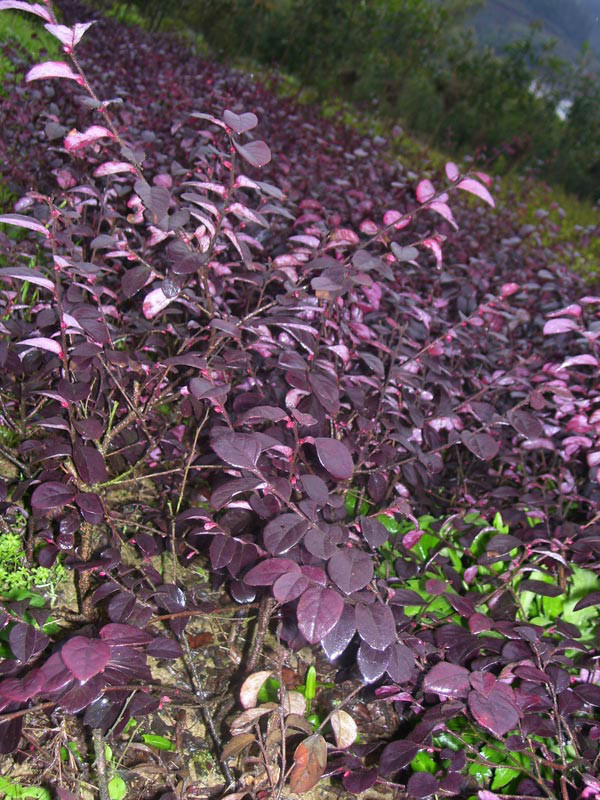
[543,317,579,335]
[233,139,271,168]
[263,513,308,554]
[99,624,153,646]
[9,623,49,663]
[94,161,137,177]
[244,557,300,586]
[328,548,373,594]
[507,409,543,439]
[223,109,259,134]
[407,772,440,798]
[461,431,500,461]
[468,685,520,736]
[146,637,183,659]
[457,177,494,207]
[360,516,388,548]
[58,674,105,714]
[300,474,329,505]
[321,603,356,660]
[314,438,353,480]
[212,432,261,470]
[0,670,44,702]
[61,637,110,682]
[26,61,84,84]
[122,265,152,298]
[297,587,343,644]
[342,768,378,794]
[308,372,339,415]
[75,492,104,524]
[386,643,415,683]
[0,266,53,290]
[355,602,396,651]
[379,739,419,775]
[357,640,390,683]
[272,571,309,603]
[73,443,108,485]
[31,481,76,511]
[423,662,470,698]
[238,405,288,424]
[39,652,73,693]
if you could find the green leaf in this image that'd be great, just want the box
[304,665,317,703]
[0,778,51,799]
[141,734,175,751]
[468,762,492,784]
[491,767,521,790]
[410,751,437,773]
[108,775,127,800]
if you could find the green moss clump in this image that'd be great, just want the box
[0,529,65,597]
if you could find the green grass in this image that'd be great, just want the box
[0,10,60,86]
[0,10,61,214]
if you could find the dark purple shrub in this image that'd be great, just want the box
[0,1,598,796]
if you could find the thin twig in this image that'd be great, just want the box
[92,728,110,800]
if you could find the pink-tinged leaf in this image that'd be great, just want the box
[44,21,94,50]
[223,109,258,134]
[560,354,598,369]
[314,437,353,480]
[474,171,492,187]
[0,267,53,290]
[228,202,268,227]
[543,317,579,335]
[64,125,114,152]
[421,236,443,269]
[142,287,174,319]
[457,178,495,207]
[0,1,52,21]
[19,337,62,357]
[500,282,519,298]
[445,161,459,181]
[61,636,110,682]
[0,214,49,237]
[416,179,435,204]
[548,303,581,318]
[297,587,343,644]
[429,201,457,229]
[233,139,271,168]
[94,161,136,177]
[26,61,83,84]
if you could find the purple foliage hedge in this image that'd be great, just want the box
[0,1,599,797]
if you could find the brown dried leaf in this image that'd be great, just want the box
[283,691,307,715]
[330,709,357,749]
[240,670,272,709]
[230,704,276,735]
[222,733,256,760]
[289,734,327,794]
